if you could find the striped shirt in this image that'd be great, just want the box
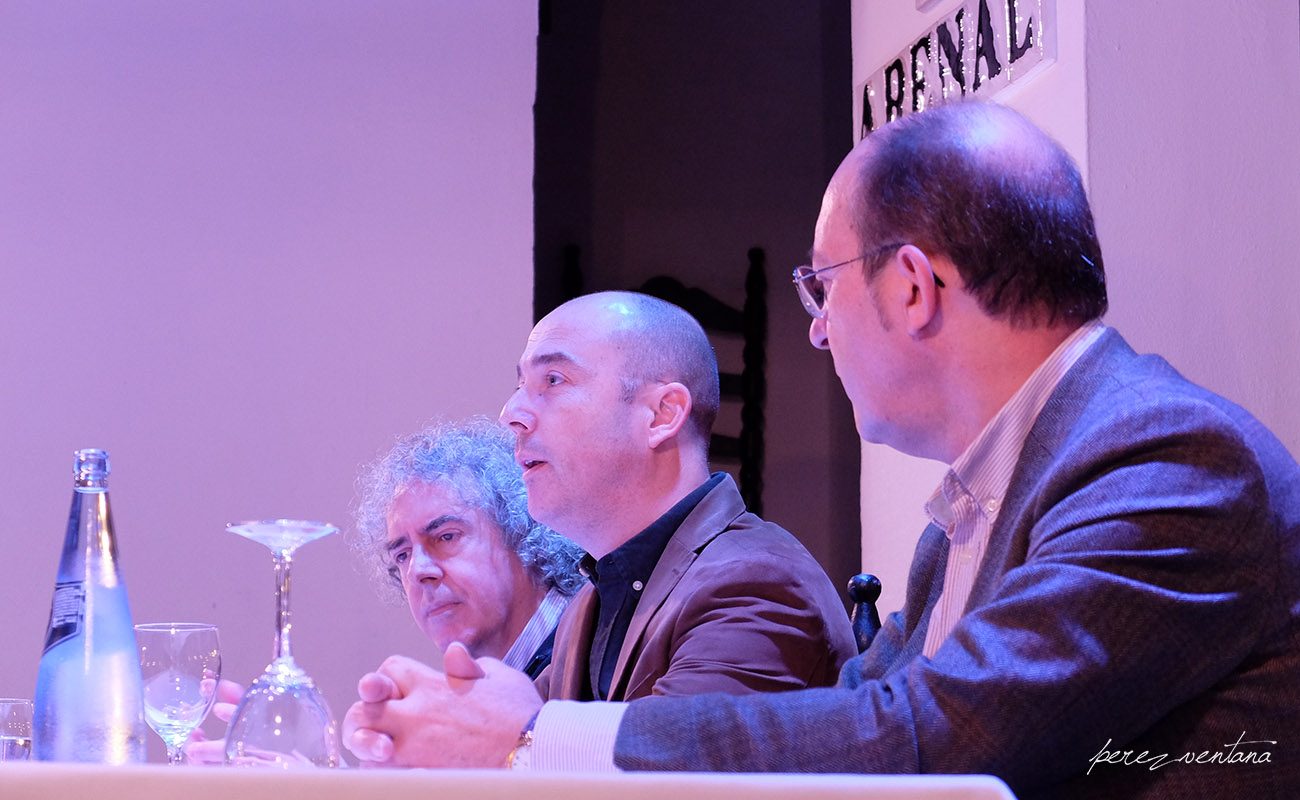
[502,587,571,674]
[920,319,1107,657]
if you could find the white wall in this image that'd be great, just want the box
[1086,0,1300,453]
[852,0,1298,616]
[0,2,536,762]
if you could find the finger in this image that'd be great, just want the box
[216,679,246,704]
[341,697,392,746]
[211,700,239,723]
[202,677,246,724]
[375,654,441,693]
[443,641,487,680]
[184,738,227,766]
[358,671,402,703]
[346,727,395,763]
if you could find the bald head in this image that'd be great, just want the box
[544,292,720,447]
[846,101,1107,326]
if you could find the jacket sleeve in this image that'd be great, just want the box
[614,400,1282,794]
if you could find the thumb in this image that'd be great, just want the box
[443,641,486,680]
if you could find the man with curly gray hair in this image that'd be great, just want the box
[187,418,582,764]
[353,417,583,678]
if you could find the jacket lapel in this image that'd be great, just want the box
[965,328,1134,611]
[546,584,600,700]
[607,474,747,697]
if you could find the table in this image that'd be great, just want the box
[1,762,1016,799]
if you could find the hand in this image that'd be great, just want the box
[184,678,246,766]
[342,642,542,768]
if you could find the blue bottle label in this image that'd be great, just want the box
[43,581,85,653]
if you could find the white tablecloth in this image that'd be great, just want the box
[0,762,1016,800]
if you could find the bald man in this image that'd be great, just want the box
[343,102,1299,798]
[499,292,854,704]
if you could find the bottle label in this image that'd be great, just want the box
[43,581,85,653]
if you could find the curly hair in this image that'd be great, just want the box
[351,417,585,602]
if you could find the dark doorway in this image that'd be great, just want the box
[535,0,862,597]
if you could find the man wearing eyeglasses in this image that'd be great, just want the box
[342,101,1300,798]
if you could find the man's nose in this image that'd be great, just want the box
[408,547,444,581]
[809,316,830,351]
[499,387,535,432]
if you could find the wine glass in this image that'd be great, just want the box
[134,623,222,765]
[0,699,33,761]
[223,519,340,768]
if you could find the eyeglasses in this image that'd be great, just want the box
[791,242,943,318]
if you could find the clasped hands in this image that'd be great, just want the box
[185,643,542,768]
[342,642,544,768]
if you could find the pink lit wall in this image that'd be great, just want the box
[1086,1,1300,451]
[0,2,537,761]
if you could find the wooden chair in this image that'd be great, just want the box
[639,247,768,514]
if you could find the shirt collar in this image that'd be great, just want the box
[500,586,572,672]
[925,320,1108,533]
[580,472,724,585]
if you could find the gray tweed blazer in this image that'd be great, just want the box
[615,329,1300,799]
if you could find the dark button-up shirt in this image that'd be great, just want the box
[582,472,725,700]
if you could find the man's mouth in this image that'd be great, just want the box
[424,601,461,619]
[518,454,547,475]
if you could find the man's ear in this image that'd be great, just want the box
[647,382,693,448]
[893,245,942,336]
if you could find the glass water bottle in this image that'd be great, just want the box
[33,449,146,763]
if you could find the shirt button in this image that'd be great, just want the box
[984,498,1000,514]
[632,580,644,592]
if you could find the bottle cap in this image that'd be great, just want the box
[74,448,111,486]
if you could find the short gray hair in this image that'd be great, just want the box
[855,101,1106,325]
[597,292,721,445]
[351,417,585,601]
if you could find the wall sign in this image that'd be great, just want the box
[855,0,1056,140]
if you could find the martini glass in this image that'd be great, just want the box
[223,519,340,768]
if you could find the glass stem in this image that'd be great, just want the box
[273,551,294,663]
[166,743,186,766]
